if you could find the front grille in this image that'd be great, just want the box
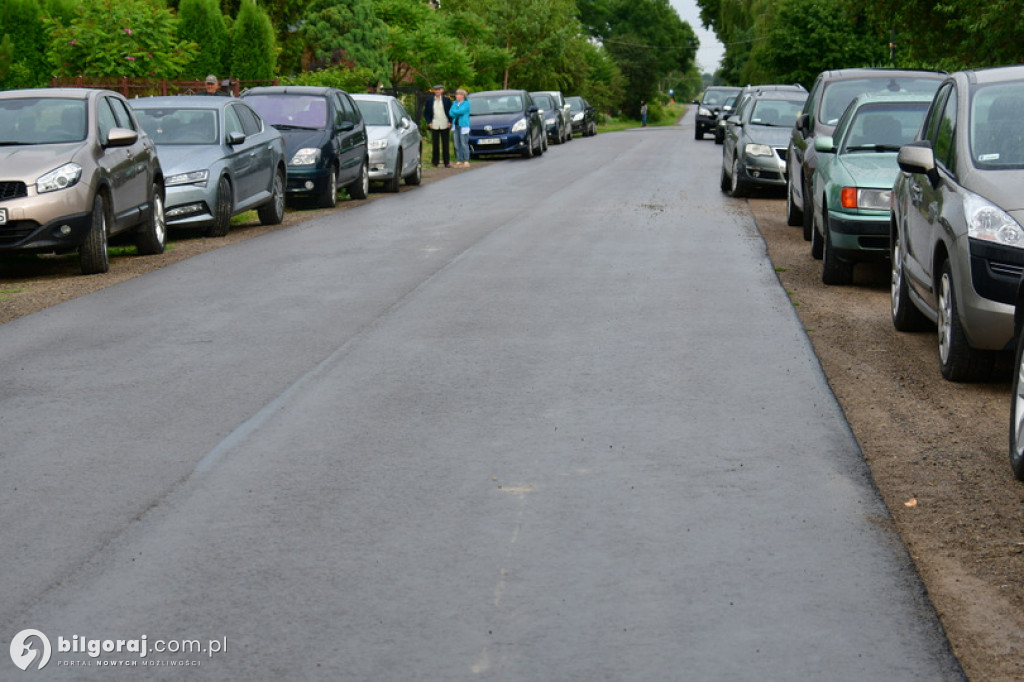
[471,127,508,136]
[0,181,28,202]
[0,221,38,246]
[990,261,1024,279]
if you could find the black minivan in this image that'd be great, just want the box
[243,86,368,208]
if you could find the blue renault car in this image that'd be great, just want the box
[242,86,368,207]
[468,90,544,159]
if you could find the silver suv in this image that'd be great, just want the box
[0,88,165,274]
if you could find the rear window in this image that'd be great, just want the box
[246,94,329,129]
[135,108,219,145]
[0,98,86,144]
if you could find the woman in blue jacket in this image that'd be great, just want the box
[449,88,472,168]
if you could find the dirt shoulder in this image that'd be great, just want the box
[3,164,1022,679]
[748,197,1024,681]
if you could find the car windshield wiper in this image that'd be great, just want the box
[271,123,320,131]
[845,144,903,152]
[0,140,33,145]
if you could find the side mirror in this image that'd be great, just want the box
[400,117,411,129]
[796,114,809,135]
[226,131,245,146]
[105,127,138,148]
[897,140,940,187]
[528,105,539,114]
[814,136,835,153]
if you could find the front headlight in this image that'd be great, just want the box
[964,191,1024,248]
[698,106,712,117]
[368,139,388,151]
[573,112,583,122]
[291,148,321,166]
[165,170,209,187]
[744,143,774,157]
[840,187,891,211]
[36,163,82,193]
[545,116,557,125]
[511,118,528,133]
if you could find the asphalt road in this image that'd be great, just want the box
[1,118,964,680]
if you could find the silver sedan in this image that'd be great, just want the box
[131,96,287,237]
[351,94,422,192]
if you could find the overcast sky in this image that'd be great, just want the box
[668,0,725,73]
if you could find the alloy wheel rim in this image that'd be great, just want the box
[938,272,953,364]
[890,241,902,318]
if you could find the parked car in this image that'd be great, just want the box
[0,88,165,275]
[713,95,738,144]
[131,96,286,237]
[693,86,741,140]
[720,88,807,197]
[787,68,944,239]
[530,90,572,144]
[242,86,368,208]
[351,93,422,192]
[808,92,932,284]
[467,90,545,159]
[566,96,596,137]
[1010,283,1024,478]
[891,65,1024,382]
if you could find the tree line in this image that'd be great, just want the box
[0,0,702,118]
[696,0,1024,87]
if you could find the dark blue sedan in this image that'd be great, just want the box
[468,90,544,159]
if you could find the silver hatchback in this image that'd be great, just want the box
[0,88,165,274]
[891,65,1024,381]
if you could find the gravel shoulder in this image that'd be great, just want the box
[2,162,1022,679]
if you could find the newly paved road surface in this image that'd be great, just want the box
[1,113,964,680]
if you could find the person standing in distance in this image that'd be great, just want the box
[424,84,452,168]
[640,100,648,126]
[449,88,472,168]
[202,74,228,96]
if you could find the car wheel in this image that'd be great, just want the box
[694,124,703,140]
[258,167,286,225]
[207,175,233,237]
[80,193,110,275]
[810,207,823,260]
[937,260,994,382]
[318,166,338,208]
[348,160,369,200]
[890,230,930,332]
[589,121,597,136]
[728,156,748,197]
[801,177,814,241]
[821,220,853,285]
[1010,335,1024,480]
[135,182,166,255]
[719,160,730,193]
[786,171,803,227]
[384,152,402,193]
[404,146,422,185]
[522,132,535,158]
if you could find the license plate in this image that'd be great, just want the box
[0,208,6,225]
[478,138,500,145]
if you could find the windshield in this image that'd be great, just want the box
[749,99,802,127]
[839,101,929,153]
[819,77,940,127]
[245,94,328,129]
[702,89,735,106]
[533,95,554,110]
[0,98,86,144]
[972,82,1024,168]
[134,108,219,145]
[355,100,390,126]
[469,94,523,115]
[567,97,583,112]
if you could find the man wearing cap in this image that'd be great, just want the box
[202,74,228,96]
[423,84,452,167]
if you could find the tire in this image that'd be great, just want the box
[207,175,233,237]
[801,177,814,241]
[821,220,853,285]
[80,193,110,275]
[522,131,535,158]
[694,124,703,140]
[786,172,803,227]
[720,161,730,193]
[728,155,748,198]
[404,147,422,185]
[589,121,597,137]
[937,260,994,382]
[810,209,823,260]
[384,152,402,193]
[1010,336,1024,479]
[348,160,369,200]
[135,183,166,255]
[258,168,286,225]
[318,166,338,208]
[890,230,930,332]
